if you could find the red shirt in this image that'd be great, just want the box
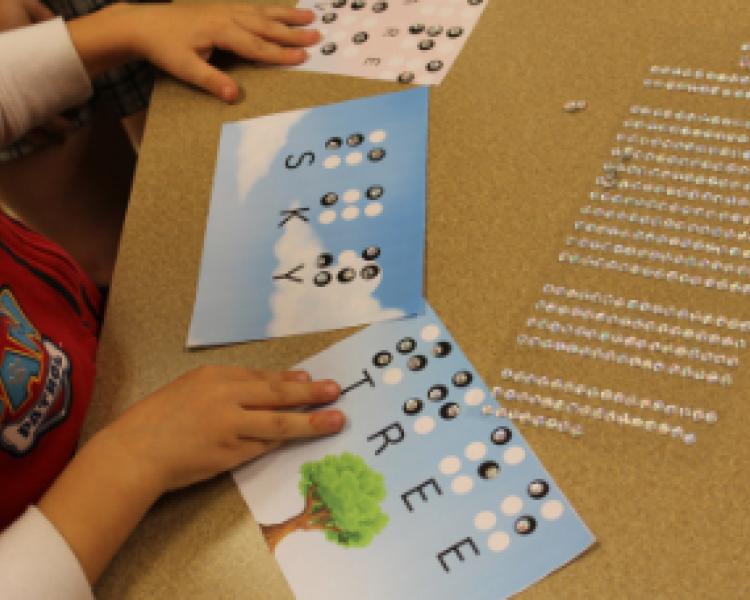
[0,212,101,529]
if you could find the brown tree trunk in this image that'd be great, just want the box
[260,486,335,552]
[260,513,310,552]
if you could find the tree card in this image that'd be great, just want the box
[233,304,594,599]
[188,89,428,346]
[291,0,489,85]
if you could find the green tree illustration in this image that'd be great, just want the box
[261,453,389,552]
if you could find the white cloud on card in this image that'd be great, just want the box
[236,109,308,203]
[267,214,403,337]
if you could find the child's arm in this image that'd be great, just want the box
[2,366,343,598]
[0,2,320,145]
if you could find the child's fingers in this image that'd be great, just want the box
[281,370,313,382]
[246,6,317,26]
[247,369,313,383]
[233,15,320,47]
[217,27,308,65]
[165,52,238,102]
[225,368,311,383]
[237,379,340,409]
[239,409,345,440]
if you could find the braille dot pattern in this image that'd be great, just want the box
[299,0,488,85]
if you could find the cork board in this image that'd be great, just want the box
[84,0,750,597]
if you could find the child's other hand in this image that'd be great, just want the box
[125,3,321,102]
[69,3,321,103]
[99,366,343,494]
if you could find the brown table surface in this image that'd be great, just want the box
[84,0,750,597]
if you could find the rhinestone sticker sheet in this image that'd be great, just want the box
[188,88,427,346]
[494,61,750,445]
[290,0,488,85]
[234,304,593,600]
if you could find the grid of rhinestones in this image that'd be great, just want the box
[493,385,697,445]
[482,404,584,438]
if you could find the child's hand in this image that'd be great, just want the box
[68,3,322,103]
[40,366,343,583]
[100,366,344,493]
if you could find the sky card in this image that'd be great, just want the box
[188,89,428,346]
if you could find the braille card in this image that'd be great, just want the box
[234,304,594,599]
[291,0,488,85]
[188,88,428,346]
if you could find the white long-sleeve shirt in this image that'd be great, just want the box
[1,507,93,599]
[0,16,92,147]
[0,17,94,600]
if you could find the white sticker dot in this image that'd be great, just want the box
[439,455,461,475]
[338,250,358,266]
[451,475,474,495]
[541,500,565,521]
[342,46,360,58]
[382,368,403,385]
[464,441,487,461]
[488,531,511,553]
[323,155,341,169]
[369,130,387,143]
[500,495,523,516]
[420,324,440,341]
[503,446,526,465]
[414,416,435,435]
[343,189,360,203]
[319,210,336,225]
[463,388,485,406]
[341,206,360,221]
[473,511,496,531]
[364,202,383,217]
[346,151,363,165]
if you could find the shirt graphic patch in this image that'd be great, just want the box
[0,287,71,456]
